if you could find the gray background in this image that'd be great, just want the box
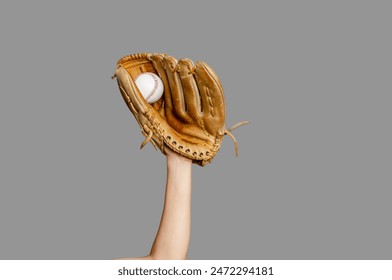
[0,1,391,259]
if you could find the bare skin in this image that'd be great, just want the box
[115,147,192,260]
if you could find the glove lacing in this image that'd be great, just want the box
[140,121,250,157]
[224,121,250,157]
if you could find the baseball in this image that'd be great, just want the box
[134,72,164,104]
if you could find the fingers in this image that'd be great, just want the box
[149,54,189,121]
[148,55,224,125]
[177,58,202,117]
[163,56,188,119]
[194,61,225,120]
[148,54,173,111]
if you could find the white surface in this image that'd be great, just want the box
[134,73,164,104]
[1,260,392,280]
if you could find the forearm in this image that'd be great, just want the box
[149,154,192,260]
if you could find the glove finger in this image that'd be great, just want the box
[194,61,225,121]
[115,67,149,114]
[177,58,202,118]
[162,56,188,121]
[148,54,173,111]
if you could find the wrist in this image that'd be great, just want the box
[166,153,192,167]
[165,147,192,166]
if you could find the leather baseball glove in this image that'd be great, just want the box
[112,53,248,166]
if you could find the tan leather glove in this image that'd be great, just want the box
[113,53,248,166]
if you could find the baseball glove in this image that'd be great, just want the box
[112,53,248,166]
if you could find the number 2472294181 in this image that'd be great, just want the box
[211,266,273,276]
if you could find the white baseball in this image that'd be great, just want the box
[134,72,164,104]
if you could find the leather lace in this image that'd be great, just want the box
[225,121,250,156]
[140,121,251,158]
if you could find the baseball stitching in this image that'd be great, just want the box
[135,73,159,102]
